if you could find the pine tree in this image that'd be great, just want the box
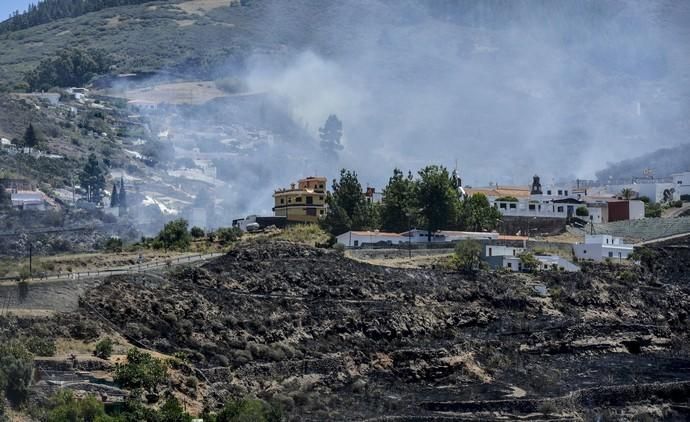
[23,124,38,148]
[110,184,119,208]
[319,114,344,157]
[79,153,106,203]
[118,176,127,213]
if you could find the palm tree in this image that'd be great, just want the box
[620,188,635,200]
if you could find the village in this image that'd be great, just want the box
[230,170,690,274]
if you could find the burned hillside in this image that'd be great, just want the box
[69,240,690,420]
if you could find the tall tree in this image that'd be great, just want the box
[380,168,417,232]
[118,176,127,212]
[457,193,502,232]
[79,153,107,203]
[321,169,371,235]
[319,114,344,157]
[414,165,460,242]
[110,183,119,208]
[22,124,39,148]
[0,184,11,209]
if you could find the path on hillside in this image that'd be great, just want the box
[663,203,690,218]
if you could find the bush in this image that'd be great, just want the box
[638,196,651,204]
[495,196,519,202]
[449,240,482,273]
[103,237,123,252]
[114,348,167,390]
[575,206,589,217]
[190,226,205,238]
[518,252,540,273]
[214,398,282,422]
[645,203,662,218]
[0,340,34,405]
[155,219,191,251]
[215,227,242,245]
[25,336,56,356]
[94,338,114,360]
[46,390,111,422]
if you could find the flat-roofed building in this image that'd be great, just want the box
[273,176,328,223]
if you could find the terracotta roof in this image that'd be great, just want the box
[497,235,529,241]
[465,186,530,198]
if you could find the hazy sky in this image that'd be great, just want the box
[0,0,32,21]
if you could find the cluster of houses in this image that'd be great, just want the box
[1,178,54,211]
[335,228,635,273]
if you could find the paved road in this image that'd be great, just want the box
[0,252,224,286]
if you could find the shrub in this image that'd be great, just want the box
[518,252,540,273]
[113,348,167,390]
[46,390,110,422]
[215,227,242,245]
[215,398,282,422]
[449,240,482,273]
[495,196,519,202]
[25,336,56,356]
[0,340,34,405]
[103,237,123,252]
[645,203,662,218]
[94,338,114,360]
[190,226,205,238]
[638,196,650,204]
[155,219,191,251]
[575,206,589,217]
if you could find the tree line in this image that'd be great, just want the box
[25,48,112,91]
[0,0,152,34]
[321,165,501,241]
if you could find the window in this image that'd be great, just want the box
[557,206,564,212]
[558,190,563,195]
[295,197,302,202]
[565,190,568,196]
[499,203,507,209]
[306,196,313,205]
[488,247,492,257]
[319,210,324,215]
[319,196,324,200]
[547,190,552,195]
[509,203,516,209]
[319,184,324,189]
[678,181,683,184]
[608,251,613,258]
[354,240,359,247]
[306,208,316,216]
[529,204,536,210]
[507,262,512,268]
[583,250,587,254]
[280,198,284,204]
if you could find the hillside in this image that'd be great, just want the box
[595,142,690,181]
[2,240,690,420]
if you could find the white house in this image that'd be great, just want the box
[336,230,405,247]
[11,191,47,211]
[335,229,499,247]
[488,253,579,272]
[573,235,634,262]
[672,171,690,200]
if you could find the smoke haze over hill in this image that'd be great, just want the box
[232,0,690,187]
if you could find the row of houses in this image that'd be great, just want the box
[335,228,635,272]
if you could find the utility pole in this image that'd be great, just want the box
[29,242,32,279]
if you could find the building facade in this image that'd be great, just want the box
[273,176,328,223]
[672,171,690,200]
[572,235,634,262]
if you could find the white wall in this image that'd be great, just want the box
[629,200,645,220]
[673,172,690,199]
[336,231,405,247]
[485,245,523,257]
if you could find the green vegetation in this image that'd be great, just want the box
[113,348,167,391]
[214,227,242,245]
[495,196,518,202]
[619,188,635,200]
[25,48,112,91]
[190,226,205,239]
[154,219,192,251]
[448,240,482,273]
[457,193,502,232]
[103,237,123,252]
[94,337,114,360]
[519,252,540,273]
[380,169,416,233]
[209,398,282,422]
[319,114,344,155]
[415,165,459,241]
[79,153,107,203]
[645,202,662,218]
[0,0,154,34]
[21,123,41,148]
[46,389,116,422]
[271,224,329,246]
[25,336,56,356]
[0,340,34,406]
[576,206,589,217]
[321,169,377,235]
